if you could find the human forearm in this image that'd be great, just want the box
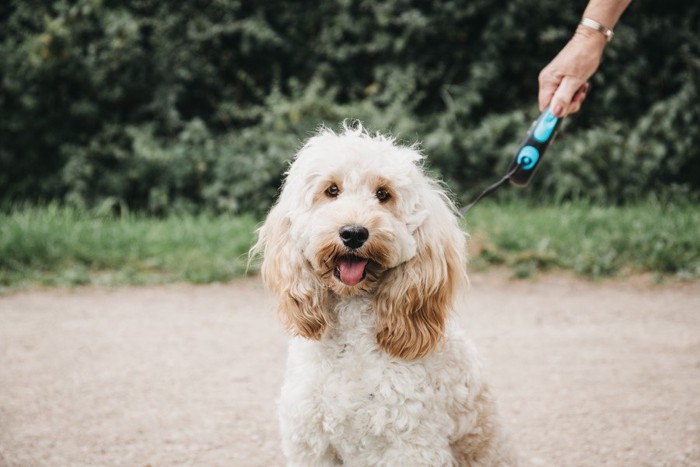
[582,0,632,30]
[538,0,632,116]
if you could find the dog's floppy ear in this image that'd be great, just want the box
[252,202,332,340]
[373,185,467,360]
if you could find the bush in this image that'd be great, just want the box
[1,0,698,214]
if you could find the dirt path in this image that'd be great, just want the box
[1,273,699,466]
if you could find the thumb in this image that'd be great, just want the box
[550,76,587,117]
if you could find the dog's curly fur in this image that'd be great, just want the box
[253,124,516,466]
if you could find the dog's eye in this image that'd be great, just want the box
[325,184,340,198]
[376,187,391,203]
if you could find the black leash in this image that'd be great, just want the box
[459,163,520,215]
[458,107,563,216]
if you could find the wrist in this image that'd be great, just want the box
[579,17,615,43]
[574,24,609,50]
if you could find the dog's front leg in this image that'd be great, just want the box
[279,402,340,467]
[278,340,341,467]
[366,441,456,467]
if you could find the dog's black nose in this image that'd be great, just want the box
[339,225,369,249]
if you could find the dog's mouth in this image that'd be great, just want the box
[333,255,369,286]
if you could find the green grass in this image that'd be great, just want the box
[1,201,699,292]
[464,200,700,280]
[0,205,258,291]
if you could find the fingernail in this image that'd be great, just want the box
[552,105,564,117]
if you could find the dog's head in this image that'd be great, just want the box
[252,124,467,359]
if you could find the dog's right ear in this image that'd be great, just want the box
[251,203,331,340]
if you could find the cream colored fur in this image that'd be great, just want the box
[253,124,516,466]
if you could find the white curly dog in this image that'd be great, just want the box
[254,124,516,466]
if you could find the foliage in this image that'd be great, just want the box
[464,200,700,280]
[1,0,699,214]
[0,204,257,289]
[2,202,698,291]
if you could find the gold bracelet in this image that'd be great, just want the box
[579,17,615,42]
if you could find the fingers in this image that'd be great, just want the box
[538,74,590,117]
[567,82,590,115]
[537,68,560,112]
[550,77,588,117]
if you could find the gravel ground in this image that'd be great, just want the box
[1,273,699,466]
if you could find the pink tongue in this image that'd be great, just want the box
[338,258,368,286]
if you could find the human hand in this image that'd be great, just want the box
[538,26,608,117]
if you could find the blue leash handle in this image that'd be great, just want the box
[459,107,562,215]
[507,107,562,187]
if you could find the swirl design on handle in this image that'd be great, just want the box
[515,146,540,171]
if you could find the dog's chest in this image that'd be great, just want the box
[301,301,454,450]
[282,306,486,463]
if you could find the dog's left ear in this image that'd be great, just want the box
[373,186,468,360]
[252,202,333,340]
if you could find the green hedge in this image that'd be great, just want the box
[1,0,698,214]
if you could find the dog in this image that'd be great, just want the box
[253,123,516,466]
